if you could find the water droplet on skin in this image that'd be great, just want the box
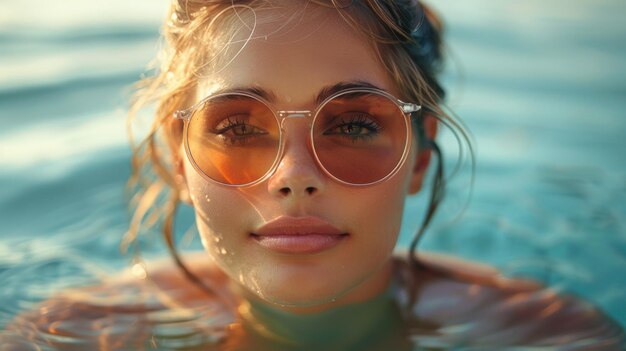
[220,248,227,255]
[204,194,211,202]
[213,236,220,243]
[199,235,210,248]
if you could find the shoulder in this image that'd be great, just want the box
[391,250,625,349]
[2,253,235,348]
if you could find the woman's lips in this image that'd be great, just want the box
[251,216,348,254]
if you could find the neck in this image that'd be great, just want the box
[233,262,407,349]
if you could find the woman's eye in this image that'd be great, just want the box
[229,124,257,136]
[323,113,382,141]
[337,124,367,136]
[212,116,268,145]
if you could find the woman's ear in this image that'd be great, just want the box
[174,152,193,205]
[408,113,438,194]
[167,117,193,205]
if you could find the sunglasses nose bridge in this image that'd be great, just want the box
[275,109,314,165]
[276,110,314,155]
[277,110,313,130]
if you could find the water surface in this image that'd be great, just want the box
[1,0,624,342]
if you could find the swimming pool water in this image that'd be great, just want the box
[1,0,625,334]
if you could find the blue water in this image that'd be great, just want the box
[1,0,625,333]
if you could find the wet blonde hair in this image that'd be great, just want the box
[125,0,468,291]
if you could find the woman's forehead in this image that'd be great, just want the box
[196,3,396,107]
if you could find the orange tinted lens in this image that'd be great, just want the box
[187,94,280,185]
[313,92,408,184]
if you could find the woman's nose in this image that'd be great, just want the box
[266,122,326,198]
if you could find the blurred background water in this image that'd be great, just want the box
[0,0,624,333]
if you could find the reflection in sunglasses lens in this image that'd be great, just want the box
[187,95,280,185]
[313,93,408,184]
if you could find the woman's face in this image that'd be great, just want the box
[180,5,426,312]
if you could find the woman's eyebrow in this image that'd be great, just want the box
[315,81,385,104]
[208,80,385,104]
[209,86,278,102]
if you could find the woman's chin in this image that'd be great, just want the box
[212,244,393,312]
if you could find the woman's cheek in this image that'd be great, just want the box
[186,177,253,267]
